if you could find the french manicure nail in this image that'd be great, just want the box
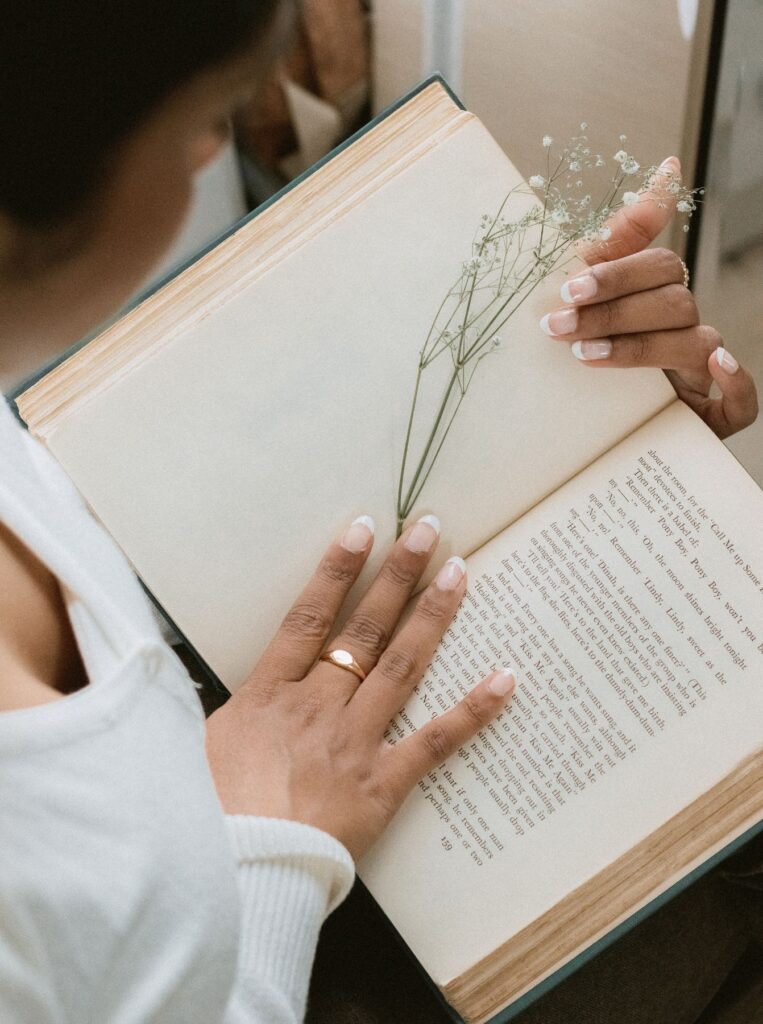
[571,339,613,361]
[560,273,597,304]
[341,514,374,552]
[488,668,516,697]
[659,155,681,173]
[540,308,578,336]
[716,347,739,374]
[404,513,441,553]
[434,555,466,590]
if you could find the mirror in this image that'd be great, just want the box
[694,0,763,484]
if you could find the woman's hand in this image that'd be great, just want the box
[205,515,515,861]
[539,156,758,439]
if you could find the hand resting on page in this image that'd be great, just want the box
[205,514,515,861]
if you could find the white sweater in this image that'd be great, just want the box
[0,395,355,1023]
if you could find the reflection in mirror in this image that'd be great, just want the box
[695,0,763,484]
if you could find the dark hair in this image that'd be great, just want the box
[1,1,280,230]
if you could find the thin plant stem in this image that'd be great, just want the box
[397,368,460,527]
[396,362,424,532]
[394,138,700,533]
[404,391,466,515]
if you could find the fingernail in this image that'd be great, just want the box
[434,555,466,590]
[659,155,681,173]
[716,347,739,374]
[560,273,597,304]
[404,513,441,553]
[341,514,374,552]
[488,668,516,697]
[540,308,578,336]
[571,339,612,361]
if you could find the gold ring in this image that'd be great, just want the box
[319,648,366,682]
[680,258,690,289]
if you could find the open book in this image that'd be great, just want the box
[15,78,763,1023]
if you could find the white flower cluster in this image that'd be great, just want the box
[527,123,703,245]
[613,150,640,174]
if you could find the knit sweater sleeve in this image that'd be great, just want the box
[222,816,355,1023]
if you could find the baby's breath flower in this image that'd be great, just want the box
[397,125,708,534]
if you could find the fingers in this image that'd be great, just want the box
[568,324,717,370]
[255,514,375,681]
[348,553,469,729]
[541,282,698,342]
[389,669,516,794]
[312,514,441,692]
[565,326,759,441]
[576,156,682,265]
[705,347,759,439]
[560,247,685,307]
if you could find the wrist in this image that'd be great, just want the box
[225,814,355,916]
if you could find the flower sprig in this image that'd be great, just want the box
[394,125,703,537]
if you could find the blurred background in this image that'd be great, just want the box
[5,0,761,483]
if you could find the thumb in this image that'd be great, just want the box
[577,155,682,266]
[705,346,759,439]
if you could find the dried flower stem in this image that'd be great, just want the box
[394,127,702,537]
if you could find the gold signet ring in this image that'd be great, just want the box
[319,648,366,682]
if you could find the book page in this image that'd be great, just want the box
[359,401,763,984]
[39,114,673,688]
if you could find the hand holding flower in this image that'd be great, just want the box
[540,156,758,439]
